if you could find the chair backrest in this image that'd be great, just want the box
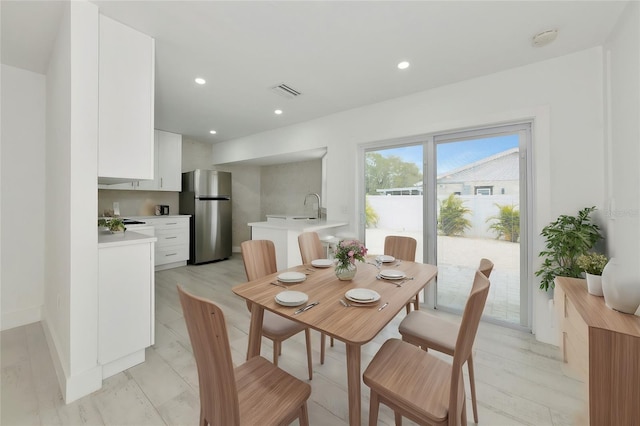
[177,285,240,425]
[448,270,490,424]
[383,236,417,261]
[478,258,494,278]
[298,232,325,264]
[240,240,278,281]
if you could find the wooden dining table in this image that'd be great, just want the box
[232,258,438,426]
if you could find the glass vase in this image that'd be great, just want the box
[335,262,357,281]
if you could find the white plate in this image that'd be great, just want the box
[345,289,381,303]
[379,269,406,280]
[277,271,306,283]
[311,259,334,268]
[275,291,309,307]
[376,255,396,263]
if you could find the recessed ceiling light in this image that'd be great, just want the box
[532,29,558,47]
[209,130,217,134]
[195,77,206,85]
[274,109,283,115]
[397,61,410,70]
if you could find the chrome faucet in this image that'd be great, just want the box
[304,193,321,219]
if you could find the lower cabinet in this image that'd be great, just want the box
[98,239,155,378]
[144,217,190,269]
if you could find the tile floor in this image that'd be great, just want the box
[1,254,586,425]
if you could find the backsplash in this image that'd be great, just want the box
[98,189,179,217]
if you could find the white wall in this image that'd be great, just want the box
[260,160,322,219]
[1,65,46,330]
[604,2,640,289]
[212,48,607,343]
[44,1,102,403]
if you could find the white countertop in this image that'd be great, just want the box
[125,215,191,219]
[98,230,157,248]
[248,219,348,232]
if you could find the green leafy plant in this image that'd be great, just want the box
[576,252,608,275]
[365,198,379,228]
[535,206,603,291]
[438,194,472,236]
[98,217,125,233]
[486,203,520,242]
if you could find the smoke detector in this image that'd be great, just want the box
[532,29,558,47]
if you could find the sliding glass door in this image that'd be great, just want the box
[362,123,531,328]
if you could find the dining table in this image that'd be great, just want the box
[232,257,438,426]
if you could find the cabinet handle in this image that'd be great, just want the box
[166,222,177,225]
[165,253,177,257]
[160,177,163,188]
[165,236,177,239]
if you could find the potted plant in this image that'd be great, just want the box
[486,203,520,242]
[98,217,126,233]
[576,252,608,296]
[334,239,368,281]
[535,206,603,291]
[438,194,472,237]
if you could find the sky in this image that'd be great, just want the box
[377,134,519,174]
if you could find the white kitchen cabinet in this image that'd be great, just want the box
[144,216,190,269]
[98,233,155,378]
[98,15,155,184]
[98,130,182,191]
[156,130,182,191]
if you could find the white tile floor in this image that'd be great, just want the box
[1,255,586,425]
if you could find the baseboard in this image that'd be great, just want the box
[155,260,187,271]
[1,306,42,331]
[41,316,102,404]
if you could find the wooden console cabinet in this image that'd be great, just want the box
[554,277,640,425]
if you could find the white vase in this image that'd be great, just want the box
[585,273,603,296]
[601,258,640,314]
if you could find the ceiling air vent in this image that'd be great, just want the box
[271,83,302,99]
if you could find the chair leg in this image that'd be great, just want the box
[320,333,326,365]
[461,396,467,426]
[405,303,411,315]
[330,337,334,347]
[368,391,380,426]
[299,402,310,426]
[413,294,420,311]
[305,329,313,380]
[468,354,478,423]
[272,341,279,367]
[199,408,207,426]
[394,411,402,425]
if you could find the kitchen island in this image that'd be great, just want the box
[98,230,156,378]
[249,218,348,270]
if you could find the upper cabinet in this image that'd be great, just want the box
[100,130,182,191]
[156,130,182,191]
[98,15,155,184]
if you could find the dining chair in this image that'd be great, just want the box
[397,258,493,424]
[240,239,315,380]
[177,285,311,426]
[383,235,418,313]
[297,231,332,364]
[364,270,490,426]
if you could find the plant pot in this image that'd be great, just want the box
[601,258,640,314]
[335,262,357,281]
[585,273,603,296]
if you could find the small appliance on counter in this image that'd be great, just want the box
[155,205,170,215]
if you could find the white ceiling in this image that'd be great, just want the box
[1,1,628,150]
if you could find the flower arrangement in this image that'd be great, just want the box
[334,239,368,268]
[576,252,608,275]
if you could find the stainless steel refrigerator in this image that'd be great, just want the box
[180,170,232,264]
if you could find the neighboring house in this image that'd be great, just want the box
[437,148,519,198]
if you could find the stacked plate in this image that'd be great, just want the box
[376,255,396,263]
[345,288,381,304]
[311,259,334,268]
[379,269,406,280]
[275,291,308,307]
[277,271,306,283]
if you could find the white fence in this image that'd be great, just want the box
[367,194,519,239]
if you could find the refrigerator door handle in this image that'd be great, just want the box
[196,196,230,201]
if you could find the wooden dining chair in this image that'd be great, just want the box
[240,239,315,380]
[364,270,490,426]
[297,231,333,364]
[383,235,418,313]
[397,258,493,424]
[177,285,311,426]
